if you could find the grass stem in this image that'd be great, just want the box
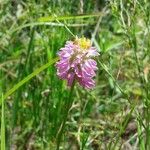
[56,81,75,150]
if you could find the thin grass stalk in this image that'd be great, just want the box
[54,14,75,37]
[1,94,5,150]
[56,81,75,150]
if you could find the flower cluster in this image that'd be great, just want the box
[56,37,99,89]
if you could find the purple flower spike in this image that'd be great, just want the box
[56,37,99,89]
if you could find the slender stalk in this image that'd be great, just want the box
[56,81,75,150]
[1,94,5,150]
[54,14,76,37]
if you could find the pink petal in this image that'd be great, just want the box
[75,66,82,78]
[67,72,75,86]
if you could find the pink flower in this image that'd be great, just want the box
[56,37,99,89]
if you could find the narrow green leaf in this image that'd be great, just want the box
[1,93,5,150]
[38,13,103,22]
[11,22,87,34]
[0,57,59,105]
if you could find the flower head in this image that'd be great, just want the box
[56,36,99,89]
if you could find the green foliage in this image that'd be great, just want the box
[0,0,150,149]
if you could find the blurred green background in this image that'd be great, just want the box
[0,0,150,149]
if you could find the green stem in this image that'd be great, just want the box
[1,94,5,150]
[56,81,75,150]
[54,14,75,37]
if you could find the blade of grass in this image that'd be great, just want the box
[0,57,59,105]
[10,22,87,34]
[38,13,104,22]
[137,121,145,150]
[1,93,5,150]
